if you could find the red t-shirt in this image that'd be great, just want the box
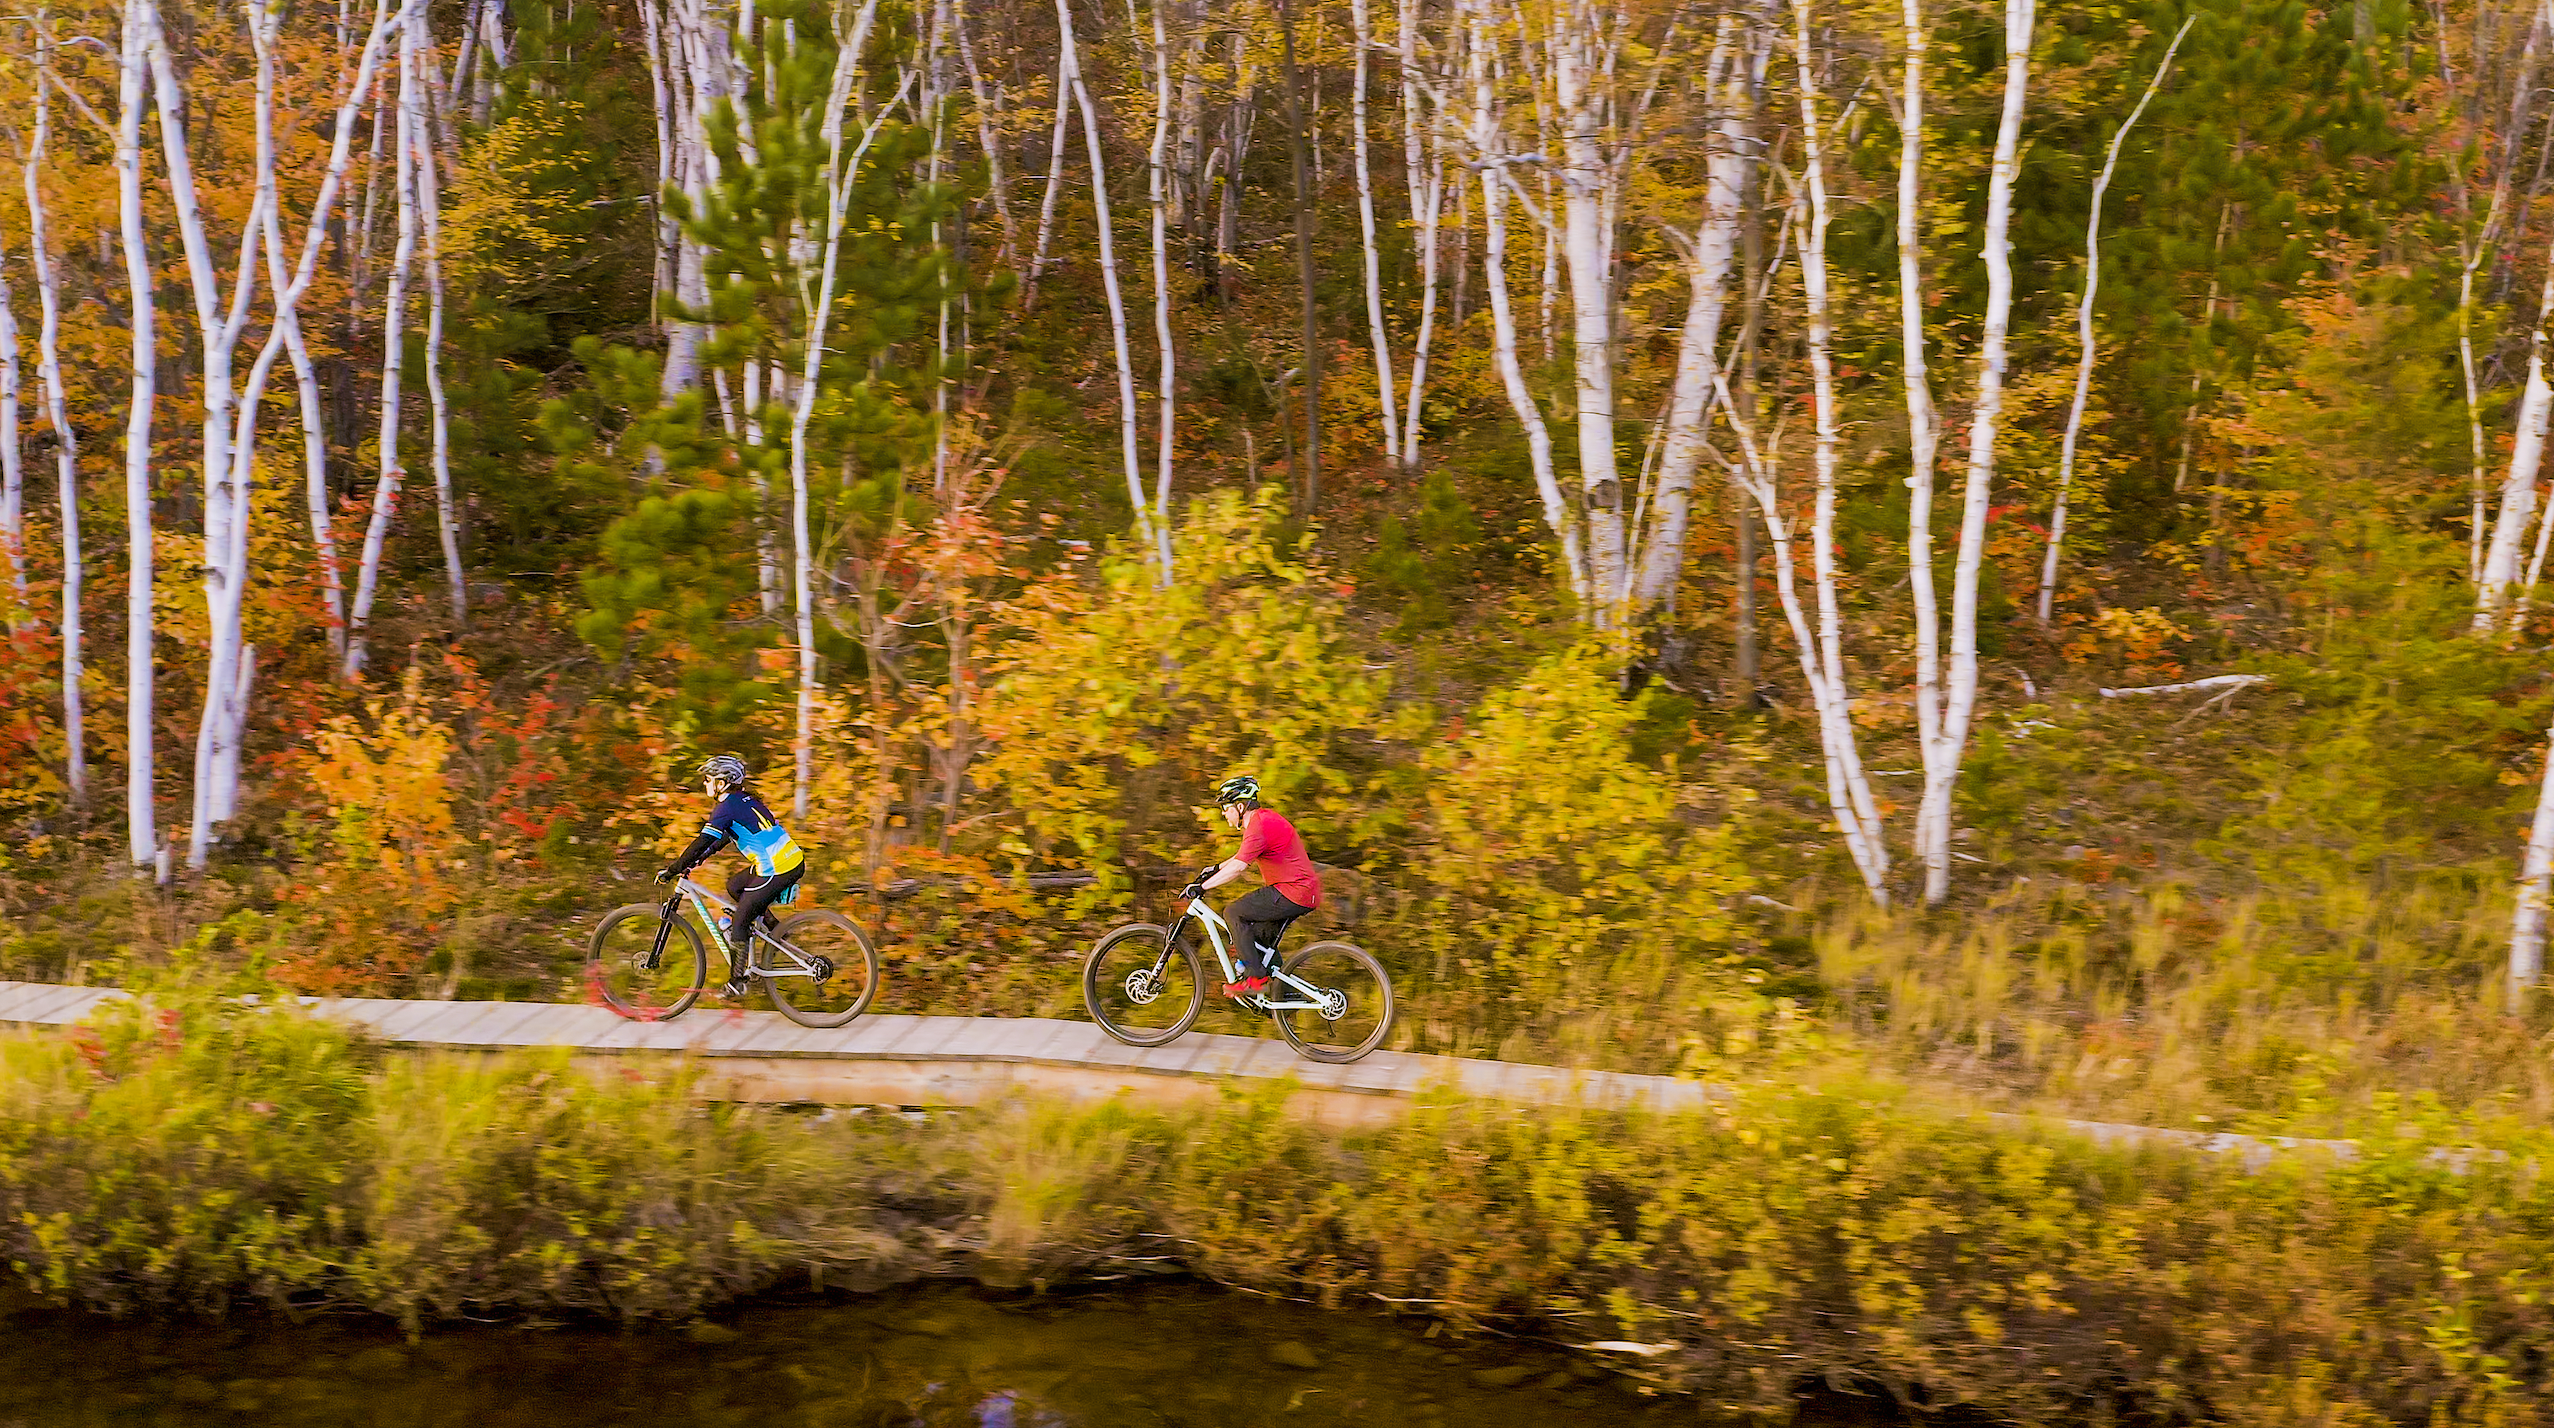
[1235,808,1323,909]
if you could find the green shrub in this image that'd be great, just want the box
[2,1003,2552,1422]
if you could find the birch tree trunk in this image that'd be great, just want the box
[2458,3,2544,587]
[1276,0,1322,511]
[1349,0,1401,469]
[659,0,726,398]
[1465,0,1583,601]
[1715,319,1891,902]
[787,0,884,820]
[2480,250,2554,630]
[1898,0,1946,879]
[1789,0,1889,895]
[639,0,679,315]
[1025,48,1074,307]
[348,0,427,678]
[117,0,159,867]
[1058,0,1160,570]
[1918,0,2033,904]
[953,0,1020,268]
[262,0,400,676]
[0,251,21,627]
[1397,0,1443,468]
[1145,0,1178,574]
[27,20,85,805]
[1634,7,1760,613]
[417,35,466,625]
[1550,0,1625,619]
[2038,15,2190,626]
[2512,706,2554,1007]
[155,6,270,865]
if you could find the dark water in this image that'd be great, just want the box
[3,1282,1747,1427]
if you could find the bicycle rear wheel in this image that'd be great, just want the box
[1083,923,1205,1047]
[762,910,881,1028]
[586,903,706,1022]
[1272,941,1395,1063]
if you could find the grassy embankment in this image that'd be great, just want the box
[2,992,2547,1423]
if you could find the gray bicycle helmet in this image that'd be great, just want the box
[1215,774,1260,806]
[698,753,750,789]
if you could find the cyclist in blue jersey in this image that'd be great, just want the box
[656,754,808,999]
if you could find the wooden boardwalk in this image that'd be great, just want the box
[0,980,2374,1164]
[0,980,1711,1128]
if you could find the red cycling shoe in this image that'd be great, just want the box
[1220,975,1272,999]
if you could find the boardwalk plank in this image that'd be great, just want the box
[0,982,2375,1166]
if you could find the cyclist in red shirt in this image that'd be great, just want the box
[1184,774,1322,998]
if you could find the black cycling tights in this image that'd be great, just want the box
[1227,885,1313,979]
[726,865,804,948]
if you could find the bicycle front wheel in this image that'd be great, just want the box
[1272,941,1395,1063]
[763,909,882,1028]
[1083,923,1204,1047]
[587,903,707,1022]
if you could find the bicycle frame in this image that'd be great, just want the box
[657,877,827,981]
[1167,895,1330,1012]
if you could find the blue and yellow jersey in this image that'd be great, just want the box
[700,789,806,877]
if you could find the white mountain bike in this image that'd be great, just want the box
[1082,875,1394,1063]
[587,876,879,1028]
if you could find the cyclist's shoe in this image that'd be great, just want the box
[723,944,758,1000]
[1221,975,1272,999]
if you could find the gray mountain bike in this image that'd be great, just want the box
[1083,876,1394,1063]
[587,876,878,1028]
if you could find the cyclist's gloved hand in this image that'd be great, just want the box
[655,865,680,885]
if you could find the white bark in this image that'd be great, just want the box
[953,0,1020,267]
[640,0,679,314]
[1059,0,1161,572]
[2459,3,2547,588]
[1898,0,1947,885]
[1912,0,2031,904]
[660,0,728,398]
[1788,0,1889,897]
[1145,0,1178,573]
[0,238,20,625]
[1713,326,1890,903]
[1026,47,1074,307]
[2097,673,2264,697]
[117,0,158,867]
[788,0,886,820]
[1396,0,1444,467]
[1465,0,1582,603]
[1635,8,1760,612]
[2514,467,2554,631]
[2502,694,2554,1006]
[1550,0,1625,621]
[2520,803,2554,981]
[1350,0,1401,469]
[417,31,465,625]
[255,0,399,678]
[348,0,427,678]
[2038,15,2191,626]
[27,21,85,804]
[156,3,270,865]
[2514,706,2554,1007]
[2480,251,2554,630]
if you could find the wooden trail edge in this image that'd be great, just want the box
[0,980,2433,1166]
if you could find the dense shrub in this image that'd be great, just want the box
[2,1003,2549,1422]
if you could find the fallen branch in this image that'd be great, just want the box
[2097,673,2267,699]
